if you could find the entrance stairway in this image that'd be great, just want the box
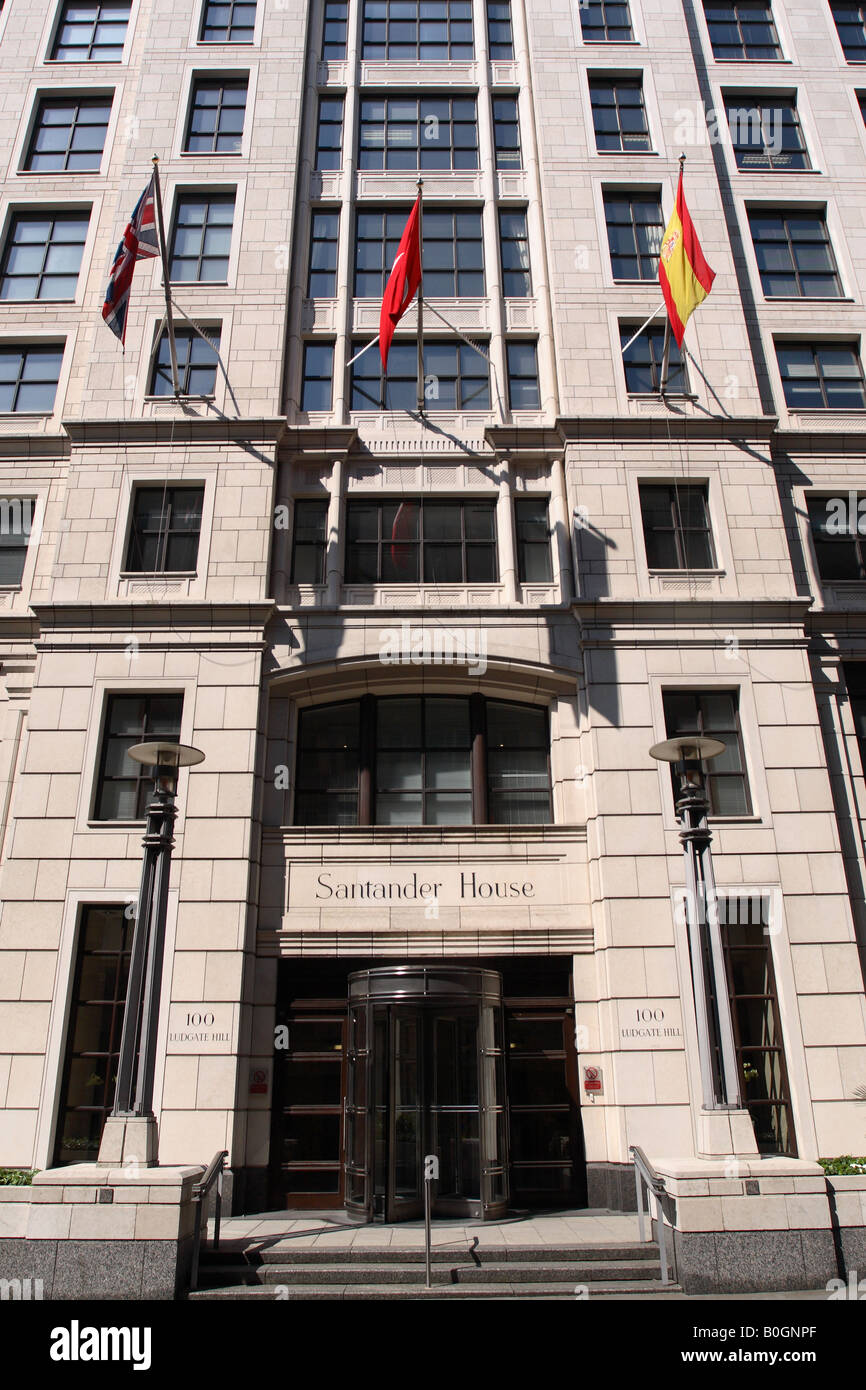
[188,1233,679,1300]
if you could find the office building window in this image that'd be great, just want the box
[322,0,348,58]
[25,96,111,172]
[620,323,687,394]
[185,79,247,154]
[492,95,521,168]
[843,663,866,770]
[590,76,651,152]
[359,96,478,170]
[124,486,204,573]
[514,497,552,582]
[199,0,256,42]
[169,194,234,282]
[50,0,130,61]
[748,209,842,298]
[291,499,329,583]
[580,0,633,42]
[807,494,866,580]
[53,905,133,1165]
[95,693,183,820]
[316,97,344,171]
[0,497,36,586]
[0,344,63,412]
[301,342,334,411]
[507,341,539,409]
[725,95,810,169]
[354,208,483,297]
[150,326,220,397]
[308,211,339,297]
[604,191,663,279]
[361,0,474,60]
[718,894,796,1155]
[831,2,866,60]
[345,498,497,582]
[499,209,531,295]
[704,2,782,60]
[663,688,751,815]
[351,339,489,410]
[295,695,551,825]
[487,0,513,57]
[775,341,866,410]
[639,482,716,569]
[0,212,89,301]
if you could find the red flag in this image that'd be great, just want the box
[379,198,422,372]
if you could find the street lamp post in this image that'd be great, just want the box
[649,735,741,1111]
[104,740,204,1165]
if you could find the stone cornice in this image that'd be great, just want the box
[574,596,814,631]
[62,417,288,448]
[31,600,276,638]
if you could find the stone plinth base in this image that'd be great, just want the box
[97,1115,159,1168]
[0,1162,204,1300]
[649,1156,866,1294]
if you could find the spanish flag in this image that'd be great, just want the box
[658,171,715,348]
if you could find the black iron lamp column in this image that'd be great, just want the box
[649,735,741,1111]
[111,741,204,1127]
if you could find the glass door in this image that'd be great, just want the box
[388,1008,424,1220]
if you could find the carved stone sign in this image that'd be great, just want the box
[166,1005,234,1053]
[617,1000,684,1050]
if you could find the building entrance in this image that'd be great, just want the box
[344,966,507,1221]
[267,956,585,1216]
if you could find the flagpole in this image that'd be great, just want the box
[416,178,424,417]
[659,153,686,397]
[151,155,180,398]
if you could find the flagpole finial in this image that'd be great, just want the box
[679,151,686,168]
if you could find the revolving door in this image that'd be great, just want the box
[345,967,508,1221]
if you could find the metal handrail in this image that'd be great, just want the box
[189,1150,229,1292]
[629,1145,673,1285]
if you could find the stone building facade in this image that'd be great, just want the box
[0,0,865,1292]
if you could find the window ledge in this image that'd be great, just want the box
[179,151,244,158]
[648,568,726,577]
[142,395,216,404]
[735,167,823,175]
[596,149,659,156]
[86,820,145,830]
[119,571,197,580]
[763,296,855,304]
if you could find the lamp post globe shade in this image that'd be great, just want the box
[126,741,205,769]
[648,735,726,764]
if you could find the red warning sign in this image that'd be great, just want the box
[583,1066,603,1095]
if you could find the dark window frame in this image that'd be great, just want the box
[322,0,349,59]
[94,692,184,821]
[590,76,651,152]
[359,95,479,171]
[514,496,553,583]
[308,209,340,297]
[149,324,221,398]
[506,340,540,410]
[620,322,688,395]
[748,208,842,299]
[0,210,90,302]
[0,496,36,587]
[487,0,514,58]
[639,482,717,570]
[354,207,484,298]
[301,341,335,412]
[807,493,866,581]
[775,340,866,411]
[498,208,531,296]
[199,0,256,43]
[345,496,498,583]
[603,189,664,281]
[492,95,522,169]
[49,0,131,62]
[0,344,64,413]
[316,96,344,172]
[123,484,204,575]
[184,78,248,155]
[25,96,112,173]
[724,93,811,170]
[704,2,783,62]
[291,498,329,584]
[831,1,866,62]
[580,0,634,43]
[662,688,752,816]
[350,338,490,411]
[360,0,474,61]
[294,694,553,827]
[168,192,235,283]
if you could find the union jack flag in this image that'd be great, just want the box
[102,176,160,343]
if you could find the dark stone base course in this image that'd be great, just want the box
[0,1237,194,1300]
[673,1228,839,1295]
[586,1163,637,1212]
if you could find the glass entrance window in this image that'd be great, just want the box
[345,968,507,1221]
